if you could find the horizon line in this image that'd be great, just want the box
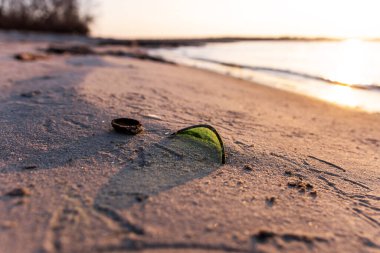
[92,34,380,42]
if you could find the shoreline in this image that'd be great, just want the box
[1,39,380,253]
[149,44,380,114]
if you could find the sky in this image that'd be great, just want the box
[92,0,380,39]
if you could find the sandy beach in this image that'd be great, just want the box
[0,38,380,253]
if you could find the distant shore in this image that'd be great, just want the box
[0,30,343,48]
[96,36,344,48]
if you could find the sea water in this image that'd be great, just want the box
[150,40,380,113]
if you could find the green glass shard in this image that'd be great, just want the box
[172,124,225,164]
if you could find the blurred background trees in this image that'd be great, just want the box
[0,0,93,34]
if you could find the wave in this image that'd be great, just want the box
[192,57,380,91]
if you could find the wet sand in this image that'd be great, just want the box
[0,39,380,253]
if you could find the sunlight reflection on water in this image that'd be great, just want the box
[330,39,372,86]
[321,85,358,108]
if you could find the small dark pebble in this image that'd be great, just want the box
[22,165,37,170]
[284,170,293,176]
[6,188,31,197]
[243,164,253,171]
[14,52,48,61]
[309,191,317,197]
[253,231,276,243]
[20,90,41,98]
[266,197,276,206]
[135,195,149,202]
[287,181,298,187]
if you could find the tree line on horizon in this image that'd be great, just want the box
[0,0,93,35]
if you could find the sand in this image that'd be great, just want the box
[0,37,380,253]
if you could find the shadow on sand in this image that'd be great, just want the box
[0,55,225,251]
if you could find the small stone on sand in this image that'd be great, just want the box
[22,165,37,170]
[266,197,276,206]
[310,191,317,197]
[14,52,48,61]
[5,188,31,197]
[243,164,253,171]
[20,90,41,98]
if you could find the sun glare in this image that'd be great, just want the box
[328,39,371,86]
[320,85,359,108]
